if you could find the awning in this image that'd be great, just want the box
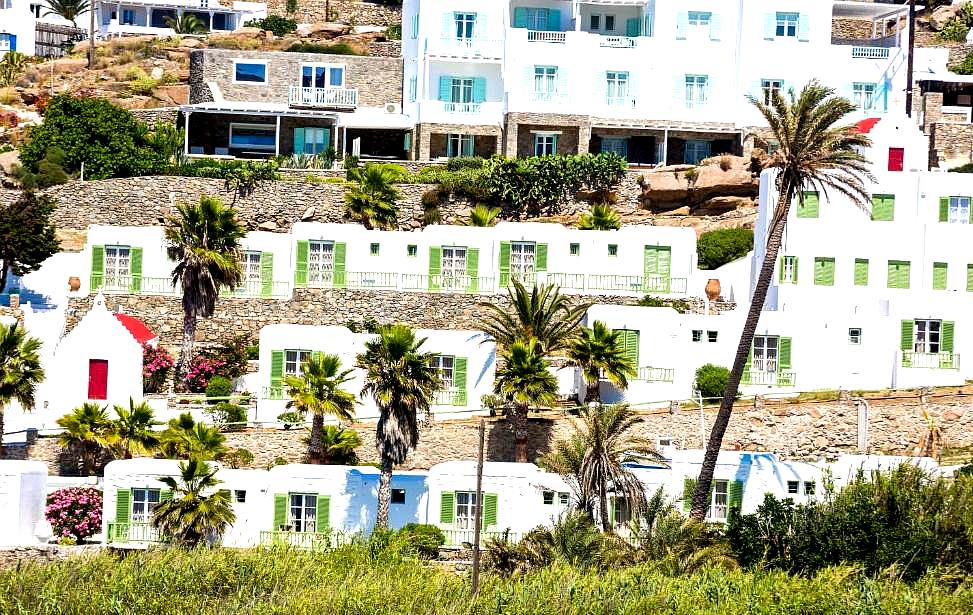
[179,102,340,119]
[335,108,414,130]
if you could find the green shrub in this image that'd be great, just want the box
[385,22,402,40]
[637,295,690,313]
[445,156,484,171]
[285,42,361,55]
[224,447,254,468]
[129,75,159,95]
[394,523,445,559]
[246,15,297,36]
[205,376,233,401]
[208,402,247,431]
[277,411,303,427]
[12,146,69,189]
[939,16,970,42]
[695,363,730,400]
[245,344,259,360]
[696,227,754,269]
[171,159,279,196]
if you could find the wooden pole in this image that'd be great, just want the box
[905,0,916,117]
[88,1,96,69]
[471,418,485,596]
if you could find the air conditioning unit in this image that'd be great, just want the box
[385,103,402,114]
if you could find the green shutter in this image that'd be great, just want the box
[778,337,792,371]
[778,258,785,283]
[901,321,914,368]
[682,478,697,513]
[792,257,798,284]
[91,245,104,290]
[260,252,274,298]
[942,321,955,353]
[295,240,309,288]
[933,262,948,290]
[854,259,869,286]
[465,248,479,292]
[813,258,834,286]
[798,192,819,218]
[499,241,511,286]
[333,243,346,288]
[428,246,442,291]
[742,347,753,384]
[160,489,172,502]
[453,357,468,406]
[315,495,330,532]
[293,127,305,155]
[888,261,910,289]
[967,264,973,292]
[115,489,131,524]
[871,194,894,221]
[621,329,639,368]
[270,350,284,396]
[273,493,287,530]
[728,480,744,511]
[939,197,949,222]
[440,492,455,524]
[129,247,143,293]
[535,243,548,272]
[483,493,498,528]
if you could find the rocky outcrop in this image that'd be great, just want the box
[634,155,760,221]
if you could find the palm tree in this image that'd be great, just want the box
[577,204,621,230]
[0,323,44,457]
[56,402,112,476]
[463,204,501,227]
[44,0,90,27]
[317,424,363,465]
[284,353,357,464]
[479,280,590,355]
[159,413,227,460]
[111,398,160,459]
[540,404,661,531]
[344,164,400,230]
[690,81,872,519]
[494,340,558,463]
[357,324,440,529]
[151,459,235,547]
[165,196,245,379]
[164,13,209,34]
[567,321,635,403]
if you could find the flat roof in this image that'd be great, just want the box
[832,1,914,20]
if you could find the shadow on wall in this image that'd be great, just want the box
[486,417,556,463]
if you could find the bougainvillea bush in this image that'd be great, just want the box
[143,343,175,393]
[183,356,226,392]
[45,487,103,542]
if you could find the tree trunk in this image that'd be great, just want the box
[308,413,324,464]
[88,2,95,69]
[584,378,600,404]
[599,485,610,532]
[375,455,393,530]
[690,187,792,519]
[0,264,8,294]
[0,410,6,459]
[514,402,529,462]
[175,311,197,381]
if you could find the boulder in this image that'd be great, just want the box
[153,85,189,106]
[233,27,263,36]
[691,164,758,200]
[51,58,88,75]
[149,66,164,80]
[178,37,206,48]
[297,22,352,38]
[694,196,755,216]
[637,169,692,202]
[0,149,20,174]
[930,5,961,31]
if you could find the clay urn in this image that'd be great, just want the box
[68,276,81,291]
[705,278,721,302]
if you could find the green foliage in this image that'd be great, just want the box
[0,51,29,87]
[939,16,970,42]
[463,204,501,227]
[164,13,208,33]
[223,447,254,468]
[12,147,70,189]
[200,334,252,380]
[637,295,691,313]
[152,459,235,547]
[344,163,401,229]
[696,228,754,269]
[208,402,247,431]
[246,15,297,36]
[276,149,337,169]
[245,344,259,360]
[145,122,185,165]
[204,376,233,400]
[285,42,361,55]
[174,158,280,194]
[577,203,621,230]
[314,425,362,465]
[694,364,730,400]
[949,162,973,172]
[445,156,484,171]
[20,95,168,180]
[159,413,228,460]
[385,23,402,40]
[56,402,113,476]
[0,191,59,292]
[951,51,973,75]
[393,523,445,559]
[277,411,303,427]
[285,0,297,13]
[41,0,89,25]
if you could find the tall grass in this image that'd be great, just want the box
[2,546,972,614]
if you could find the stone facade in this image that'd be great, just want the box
[368,41,401,58]
[264,0,401,27]
[189,48,403,108]
[504,113,592,158]
[928,121,973,168]
[15,391,973,473]
[416,123,502,160]
[128,107,180,126]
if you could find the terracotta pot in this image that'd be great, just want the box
[68,276,81,291]
[705,278,721,302]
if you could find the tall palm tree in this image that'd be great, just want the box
[0,323,44,457]
[152,459,235,547]
[163,13,209,34]
[284,353,357,464]
[462,204,501,227]
[159,413,227,461]
[165,196,245,379]
[357,324,440,529]
[479,280,590,355]
[541,404,661,531]
[690,81,872,518]
[56,402,112,476]
[344,164,400,230]
[44,0,90,27]
[317,424,362,465]
[111,398,160,459]
[567,320,635,403]
[494,340,558,462]
[577,203,621,230]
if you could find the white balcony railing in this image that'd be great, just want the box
[442,102,482,114]
[434,389,468,406]
[442,528,522,548]
[636,367,675,383]
[530,91,567,103]
[902,351,960,370]
[600,36,637,48]
[740,370,796,387]
[288,86,359,109]
[851,46,890,59]
[428,37,503,58]
[606,96,637,109]
[527,30,566,43]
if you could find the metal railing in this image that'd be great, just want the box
[428,37,503,57]
[587,275,687,294]
[107,522,162,544]
[400,274,494,293]
[442,102,482,113]
[546,273,585,292]
[441,528,521,548]
[606,96,636,108]
[636,367,675,383]
[530,91,567,103]
[259,530,356,550]
[434,389,468,406]
[288,86,359,109]
[903,351,960,370]
[224,280,291,299]
[740,370,796,387]
[343,271,399,289]
[527,30,566,43]
[262,386,285,401]
[599,36,637,48]
[851,46,890,59]
[91,275,289,298]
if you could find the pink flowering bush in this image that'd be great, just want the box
[45,487,103,542]
[183,356,226,392]
[143,343,175,393]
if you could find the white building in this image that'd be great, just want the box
[402,0,911,161]
[0,461,48,547]
[0,0,37,57]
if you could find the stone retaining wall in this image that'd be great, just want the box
[265,0,401,26]
[128,107,180,126]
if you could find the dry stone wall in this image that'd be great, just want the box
[265,0,401,27]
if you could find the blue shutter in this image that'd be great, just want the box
[675,12,687,39]
[763,13,776,40]
[674,73,686,107]
[442,12,454,38]
[709,13,722,41]
[625,18,640,37]
[643,13,653,37]
[798,13,810,41]
[474,13,487,39]
[472,78,486,103]
[513,7,528,28]
[547,9,561,32]
[750,79,763,102]
[438,75,451,102]
[9,35,16,52]
[293,128,305,155]
[880,78,890,113]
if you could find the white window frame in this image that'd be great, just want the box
[848,328,862,345]
[753,335,779,373]
[289,493,317,533]
[525,8,550,30]
[510,241,537,279]
[606,71,629,106]
[612,496,632,527]
[454,12,476,39]
[761,78,783,105]
[103,245,131,291]
[232,60,268,85]
[284,349,313,377]
[775,12,799,38]
[709,479,729,521]
[240,250,262,293]
[687,11,712,30]
[131,488,161,524]
[454,490,480,530]
[300,63,345,89]
[446,134,474,158]
[685,74,708,108]
[450,77,474,104]
[684,139,711,164]
[307,240,334,286]
[440,246,467,289]
[601,137,628,158]
[534,66,558,95]
[948,196,971,224]
[914,319,941,355]
[229,123,276,151]
[852,82,876,111]
[781,255,797,284]
[429,355,455,390]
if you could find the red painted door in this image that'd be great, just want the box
[88,359,108,400]
[888,147,904,172]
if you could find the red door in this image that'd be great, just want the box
[888,147,904,172]
[88,359,108,400]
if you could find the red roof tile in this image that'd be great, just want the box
[114,313,158,345]
[853,117,881,134]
